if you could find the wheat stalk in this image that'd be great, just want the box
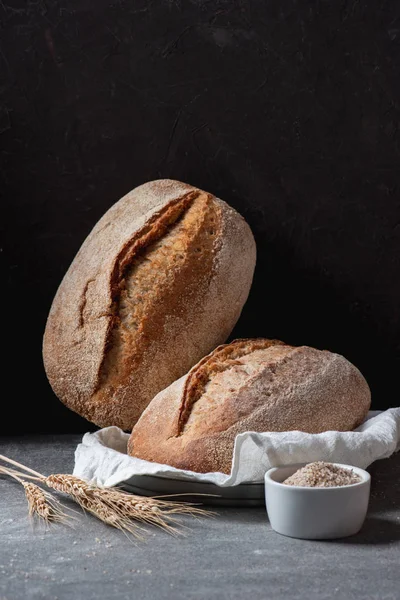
[0,454,213,536]
[44,474,144,537]
[45,474,211,536]
[23,482,69,524]
[0,466,69,525]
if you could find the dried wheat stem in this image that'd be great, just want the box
[0,465,26,484]
[0,465,42,482]
[0,454,44,478]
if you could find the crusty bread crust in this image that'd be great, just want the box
[128,338,372,474]
[43,180,256,430]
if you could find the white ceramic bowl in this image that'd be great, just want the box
[264,462,371,540]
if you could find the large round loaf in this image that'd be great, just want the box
[128,338,371,474]
[43,180,256,430]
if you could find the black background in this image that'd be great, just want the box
[1,1,400,434]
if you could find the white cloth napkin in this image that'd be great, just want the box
[73,409,400,487]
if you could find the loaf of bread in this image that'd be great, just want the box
[43,180,256,430]
[128,338,371,474]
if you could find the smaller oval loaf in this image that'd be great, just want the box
[128,338,371,474]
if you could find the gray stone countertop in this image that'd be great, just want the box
[1,435,399,600]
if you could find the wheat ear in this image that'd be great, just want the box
[45,474,212,536]
[0,455,212,536]
[0,466,69,525]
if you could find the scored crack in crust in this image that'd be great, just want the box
[92,191,200,389]
[177,338,286,435]
[89,190,222,425]
[77,191,198,333]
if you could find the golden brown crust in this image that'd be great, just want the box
[177,338,285,435]
[128,338,372,474]
[43,180,256,430]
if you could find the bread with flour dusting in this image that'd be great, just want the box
[128,338,371,474]
[43,180,256,430]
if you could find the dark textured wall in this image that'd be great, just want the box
[1,1,400,434]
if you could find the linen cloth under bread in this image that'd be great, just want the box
[74,409,400,487]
